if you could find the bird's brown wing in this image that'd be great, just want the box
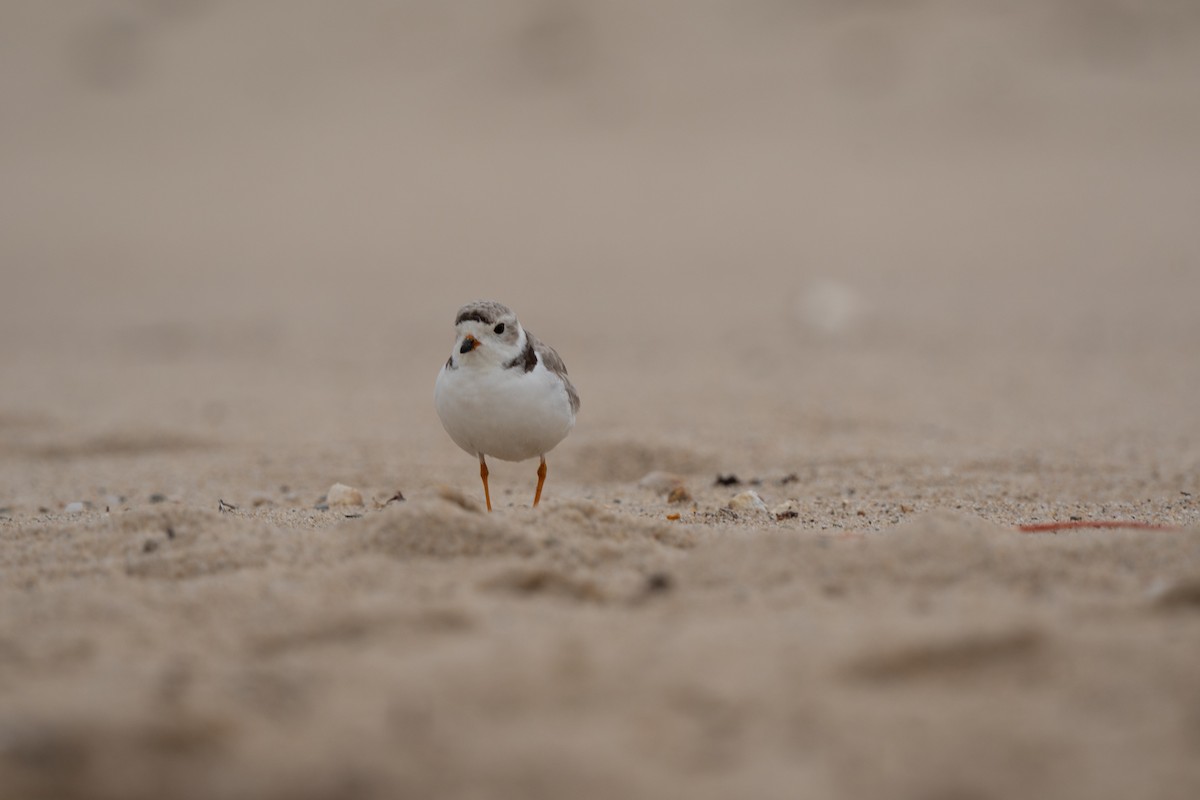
[527,330,580,414]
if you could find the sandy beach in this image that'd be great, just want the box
[2,2,1200,798]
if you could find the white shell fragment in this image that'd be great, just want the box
[64,501,86,514]
[326,483,364,508]
[728,490,768,514]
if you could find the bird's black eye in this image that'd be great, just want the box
[493,323,505,334]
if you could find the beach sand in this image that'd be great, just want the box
[2,2,1200,797]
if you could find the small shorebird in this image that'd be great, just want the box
[435,301,579,511]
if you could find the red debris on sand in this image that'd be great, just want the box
[1017,520,1179,533]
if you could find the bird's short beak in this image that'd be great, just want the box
[459,334,480,354]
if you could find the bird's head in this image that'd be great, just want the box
[450,300,523,367]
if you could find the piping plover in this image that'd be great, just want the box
[435,300,579,511]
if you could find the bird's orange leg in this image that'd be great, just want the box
[479,456,492,512]
[533,456,547,508]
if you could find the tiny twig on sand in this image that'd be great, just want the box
[1017,520,1179,533]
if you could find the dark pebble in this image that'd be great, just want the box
[149,493,167,504]
[1155,578,1200,610]
[715,474,741,487]
[142,539,159,553]
[646,572,673,593]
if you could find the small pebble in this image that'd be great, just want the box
[1151,577,1200,609]
[142,539,159,553]
[249,491,275,508]
[638,471,686,494]
[149,493,167,504]
[666,512,681,521]
[326,483,364,508]
[715,474,742,487]
[773,500,800,520]
[646,572,673,592]
[65,502,86,514]
[667,486,692,504]
[729,490,768,513]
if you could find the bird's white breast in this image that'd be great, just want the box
[435,359,575,462]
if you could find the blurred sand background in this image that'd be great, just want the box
[2,1,1200,797]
